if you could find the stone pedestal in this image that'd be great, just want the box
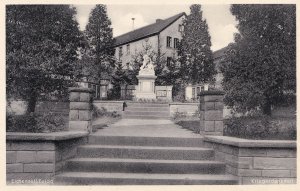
[68,87,94,132]
[199,91,224,136]
[135,75,157,100]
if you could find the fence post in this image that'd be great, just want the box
[68,87,94,132]
[199,91,224,136]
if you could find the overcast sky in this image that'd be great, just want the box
[74,4,238,51]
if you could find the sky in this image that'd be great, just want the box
[74,4,238,51]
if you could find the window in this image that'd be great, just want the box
[92,84,96,98]
[166,36,172,48]
[197,87,200,95]
[174,38,179,49]
[167,57,172,67]
[201,86,204,91]
[192,88,196,99]
[119,46,123,59]
[126,44,130,55]
[96,85,100,99]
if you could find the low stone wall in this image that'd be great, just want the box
[93,100,124,115]
[204,136,297,184]
[169,102,199,117]
[6,131,88,185]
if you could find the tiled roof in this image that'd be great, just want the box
[114,12,186,47]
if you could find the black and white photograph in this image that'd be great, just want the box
[4,0,297,188]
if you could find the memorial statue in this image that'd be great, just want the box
[135,54,157,100]
[139,54,155,75]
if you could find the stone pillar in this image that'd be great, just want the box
[199,91,224,136]
[69,87,94,132]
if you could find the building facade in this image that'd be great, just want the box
[113,12,229,101]
[184,47,229,101]
[114,12,186,69]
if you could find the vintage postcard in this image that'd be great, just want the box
[2,0,298,190]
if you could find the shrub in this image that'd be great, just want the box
[224,115,296,140]
[7,113,40,132]
[92,106,108,118]
[92,106,121,119]
[6,112,66,133]
[192,108,200,118]
[172,111,188,121]
[36,113,66,132]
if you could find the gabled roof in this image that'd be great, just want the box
[114,12,186,47]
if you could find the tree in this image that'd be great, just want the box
[109,62,129,99]
[84,4,115,81]
[6,5,83,113]
[222,5,296,115]
[179,4,215,85]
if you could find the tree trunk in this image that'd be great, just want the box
[26,92,37,114]
[262,100,272,116]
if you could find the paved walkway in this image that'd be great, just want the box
[93,118,202,138]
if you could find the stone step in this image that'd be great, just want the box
[77,145,214,160]
[123,114,170,119]
[63,158,225,174]
[125,103,169,108]
[55,172,238,185]
[124,111,170,116]
[125,107,170,112]
[88,135,205,147]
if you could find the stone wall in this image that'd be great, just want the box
[6,132,88,185]
[94,101,199,118]
[204,136,297,184]
[156,86,173,101]
[93,100,124,115]
[169,103,199,117]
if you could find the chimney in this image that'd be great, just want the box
[156,19,163,23]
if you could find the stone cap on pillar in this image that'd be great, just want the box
[198,90,225,96]
[69,87,95,93]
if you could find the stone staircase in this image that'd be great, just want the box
[123,102,170,119]
[54,135,238,185]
